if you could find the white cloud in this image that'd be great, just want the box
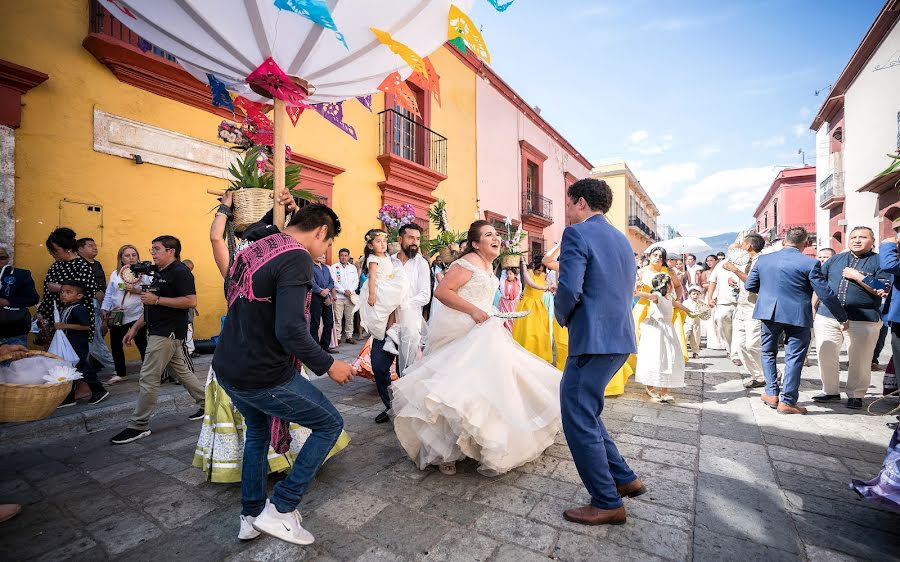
[752,135,786,149]
[700,144,721,158]
[678,166,776,213]
[799,105,811,119]
[792,124,808,138]
[626,131,674,155]
[629,130,649,144]
[637,162,700,199]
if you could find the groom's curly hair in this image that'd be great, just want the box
[567,178,613,213]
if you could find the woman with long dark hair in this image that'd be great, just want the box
[391,220,562,477]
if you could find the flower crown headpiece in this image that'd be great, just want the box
[365,230,388,243]
[651,273,671,291]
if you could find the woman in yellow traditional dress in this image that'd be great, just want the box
[512,256,553,363]
[193,192,350,483]
[542,245,568,372]
[608,246,689,396]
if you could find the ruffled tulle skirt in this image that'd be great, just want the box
[391,317,561,476]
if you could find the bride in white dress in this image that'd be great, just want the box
[391,221,562,476]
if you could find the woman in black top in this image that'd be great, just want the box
[35,228,97,343]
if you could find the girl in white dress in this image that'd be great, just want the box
[634,273,697,403]
[357,229,409,349]
[391,221,562,476]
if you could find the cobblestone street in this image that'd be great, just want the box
[1,345,899,561]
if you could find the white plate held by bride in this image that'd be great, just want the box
[494,310,530,319]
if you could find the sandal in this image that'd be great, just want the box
[439,462,457,476]
[659,394,675,403]
[645,387,660,400]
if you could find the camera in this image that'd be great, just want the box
[129,261,161,293]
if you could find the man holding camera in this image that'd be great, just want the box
[110,235,206,444]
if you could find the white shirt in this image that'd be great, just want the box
[686,264,703,285]
[101,269,151,325]
[392,252,431,314]
[330,262,359,300]
[709,262,739,306]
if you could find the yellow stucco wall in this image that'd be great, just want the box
[1,1,477,340]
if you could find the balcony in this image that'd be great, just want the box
[819,172,845,209]
[378,109,447,176]
[628,216,657,241]
[521,190,553,228]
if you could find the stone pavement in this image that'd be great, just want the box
[1,343,899,561]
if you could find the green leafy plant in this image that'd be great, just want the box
[878,150,900,190]
[226,146,319,201]
[426,229,466,257]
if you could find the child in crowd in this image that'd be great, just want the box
[497,267,523,332]
[634,273,697,403]
[56,280,108,406]
[357,229,408,354]
[682,286,705,359]
[182,259,198,357]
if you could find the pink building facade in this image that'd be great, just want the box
[753,166,818,253]
[455,47,592,258]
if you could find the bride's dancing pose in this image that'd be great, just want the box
[391,220,562,476]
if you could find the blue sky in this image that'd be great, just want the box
[470,0,885,237]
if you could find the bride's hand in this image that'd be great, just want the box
[470,308,490,324]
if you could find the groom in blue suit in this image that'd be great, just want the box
[555,178,643,526]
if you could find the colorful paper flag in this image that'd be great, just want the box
[108,0,136,19]
[448,5,490,64]
[274,0,348,49]
[233,96,268,119]
[448,36,467,53]
[137,38,152,53]
[246,57,308,107]
[407,56,441,106]
[207,74,235,112]
[285,104,305,127]
[377,72,420,118]
[370,28,428,78]
[356,95,373,112]
[312,102,357,140]
[486,0,515,11]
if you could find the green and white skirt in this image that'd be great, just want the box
[193,367,351,483]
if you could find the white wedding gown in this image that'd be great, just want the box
[391,258,562,476]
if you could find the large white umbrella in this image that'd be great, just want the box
[98,0,476,226]
[646,236,712,256]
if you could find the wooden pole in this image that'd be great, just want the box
[273,97,287,229]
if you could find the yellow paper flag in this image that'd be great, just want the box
[370,28,429,78]
[448,5,490,64]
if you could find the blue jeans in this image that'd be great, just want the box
[219,373,344,516]
[761,320,811,406]
[561,353,636,509]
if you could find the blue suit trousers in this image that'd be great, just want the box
[561,353,637,509]
[760,321,811,406]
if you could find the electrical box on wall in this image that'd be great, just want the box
[59,200,103,244]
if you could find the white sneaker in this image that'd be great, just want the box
[382,325,400,355]
[238,514,261,540]
[252,500,314,545]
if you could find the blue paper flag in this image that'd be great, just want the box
[274,0,349,49]
[356,95,372,112]
[207,73,234,112]
[486,0,515,11]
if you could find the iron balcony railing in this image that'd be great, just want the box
[819,172,845,205]
[378,109,448,176]
[89,0,177,62]
[522,190,553,222]
[628,216,657,240]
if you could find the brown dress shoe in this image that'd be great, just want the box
[777,403,807,415]
[346,338,357,345]
[616,479,647,498]
[563,505,626,526]
[760,393,778,409]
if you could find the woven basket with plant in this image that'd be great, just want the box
[425,199,465,260]
[497,220,526,269]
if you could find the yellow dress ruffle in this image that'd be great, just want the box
[512,271,553,363]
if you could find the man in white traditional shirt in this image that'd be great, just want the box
[685,253,703,287]
[724,234,765,387]
[331,248,359,345]
[707,248,741,364]
[370,222,431,425]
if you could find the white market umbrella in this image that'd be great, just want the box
[98,0,475,226]
[646,236,712,256]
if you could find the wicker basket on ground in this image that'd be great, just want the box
[0,350,72,422]
[231,188,273,232]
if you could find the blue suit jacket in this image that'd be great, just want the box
[554,214,637,355]
[879,241,900,324]
[745,247,847,327]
